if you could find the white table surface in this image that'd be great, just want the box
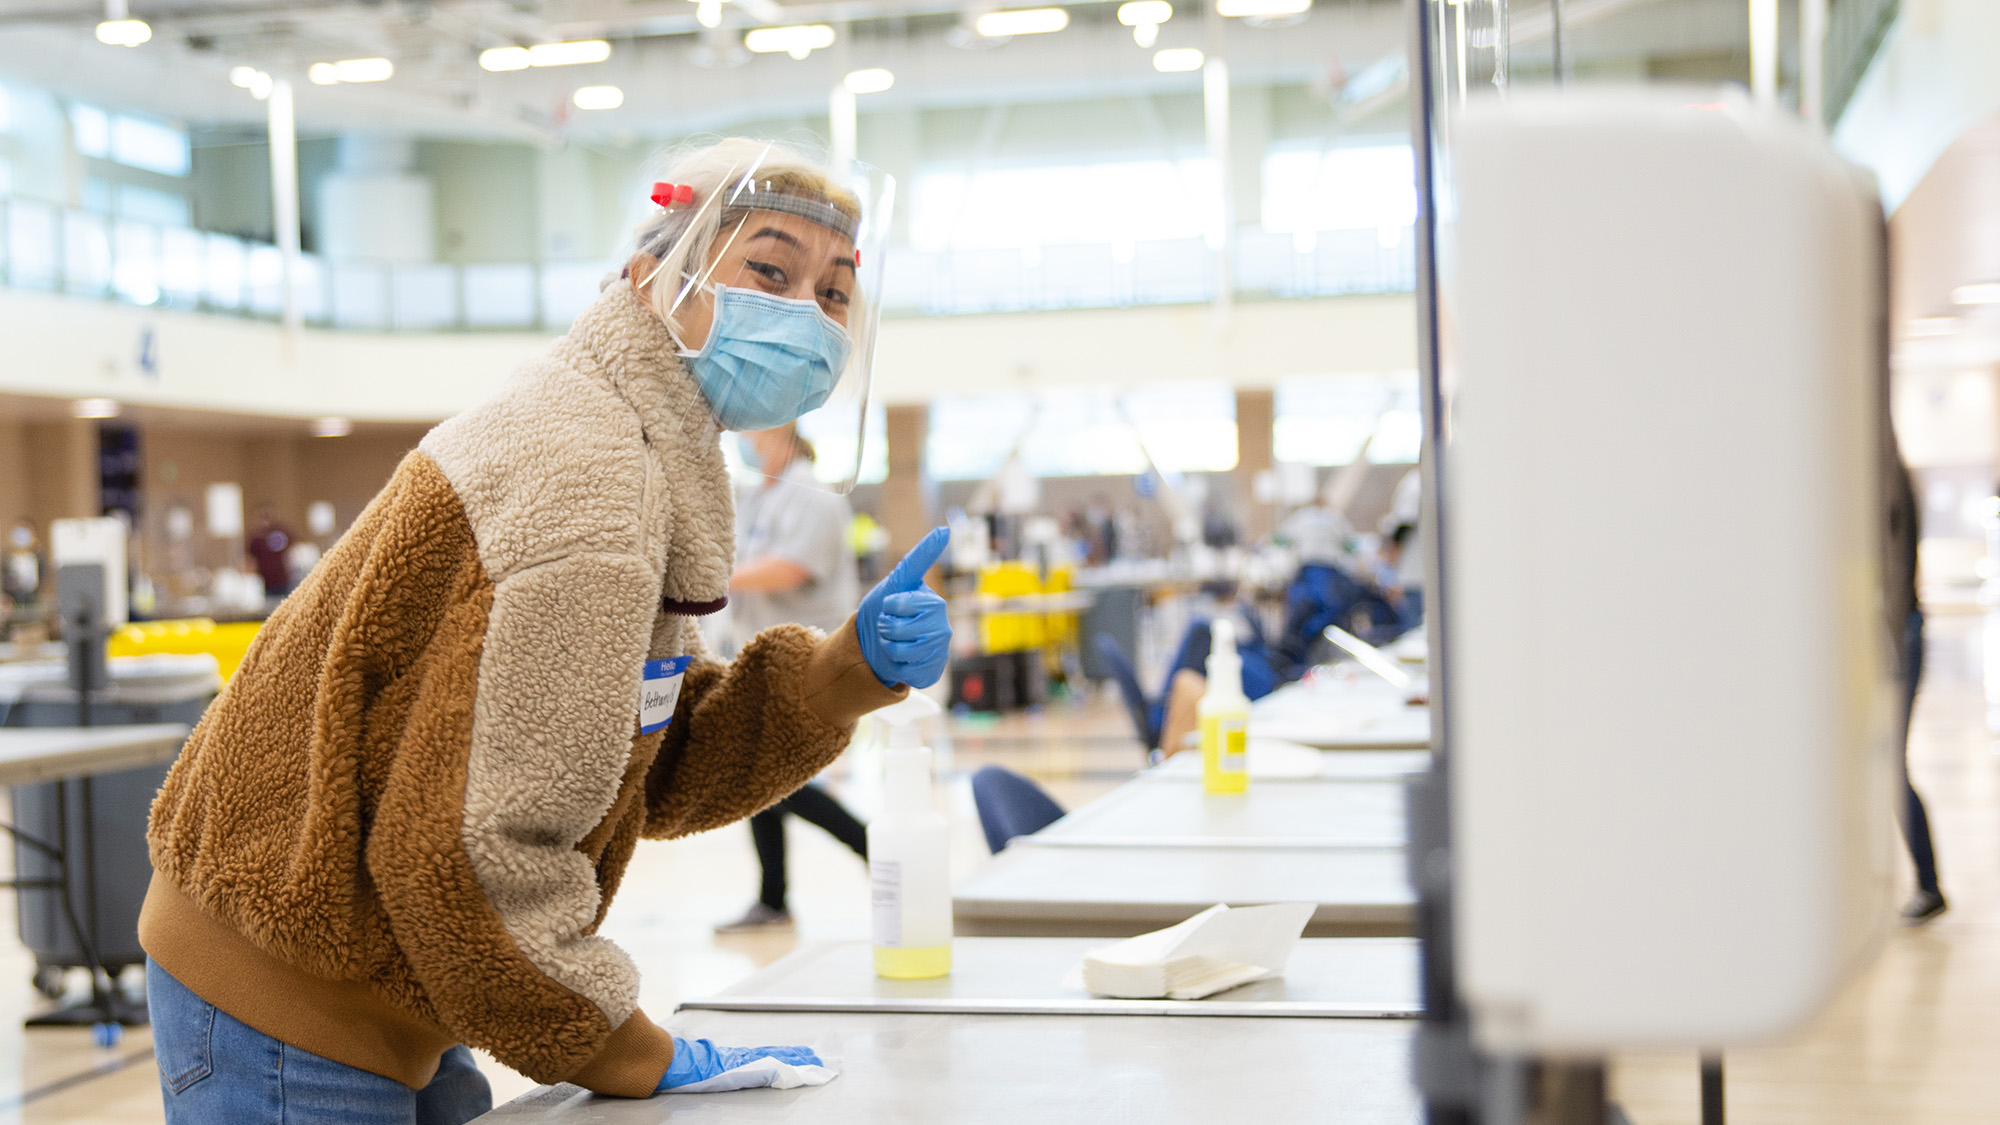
[953,843,1414,938]
[0,723,191,788]
[678,936,1420,1018]
[1148,743,1432,781]
[473,1010,1420,1124]
[1245,707,1432,750]
[1024,774,1406,850]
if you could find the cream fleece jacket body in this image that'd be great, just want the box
[141,281,905,1096]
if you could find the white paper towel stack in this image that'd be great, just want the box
[1072,902,1316,1000]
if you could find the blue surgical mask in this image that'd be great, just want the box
[679,284,851,432]
[735,434,763,472]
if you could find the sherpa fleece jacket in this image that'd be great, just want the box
[139,280,905,1097]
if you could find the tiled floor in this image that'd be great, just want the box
[3,613,1996,1123]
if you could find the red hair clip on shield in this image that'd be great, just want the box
[651,182,695,208]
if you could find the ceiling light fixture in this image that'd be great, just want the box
[1153,46,1204,71]
[1952,281,2000,306]
[312,416,353,437]
[528,40,611,66]
[335,57,393,82]
[1118,1,1171,47]
[744,23,836,58]
[229,65,274,99]
[481,41,611,71]
[96,18,151,46]
[73,398,120,419]
[974,8,1070,37]
[696,0,723,28]
[311,57,394,84]
[479,47,531,71]
[1216,0,1309,15]
[573,85,624,109]
[95,0,149,46]
[844,67,894,93]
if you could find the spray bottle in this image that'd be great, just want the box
[1199,618,1251,793]
[869,691,953,979]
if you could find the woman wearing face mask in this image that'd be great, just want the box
[139,138,951,1123]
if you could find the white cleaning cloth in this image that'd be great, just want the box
[1068,902,1316,1000]
[661,1056,841,1094]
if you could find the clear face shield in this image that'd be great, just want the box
[635,146,894,496]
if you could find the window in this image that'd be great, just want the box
[929,384,1236,480]
[82,177,113,216]
[70,104,109,158]
[116,184,191,227]
[111,116,191,176]
[910,155,1220,252]
[1262,145,1416,234]
[1123,382,1238,473]
[69,104,189,176]
[928,393,1036,481]
[797,401,889,486]
[1273,372,1421,465]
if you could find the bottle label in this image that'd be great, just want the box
[871,859,902,947]
[1220,717,1247,772]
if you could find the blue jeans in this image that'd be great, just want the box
[147,958,493,1125]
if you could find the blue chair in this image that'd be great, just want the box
[970,766,1066,854]
[1094,632,1161,754]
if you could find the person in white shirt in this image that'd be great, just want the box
[715,424,870,932]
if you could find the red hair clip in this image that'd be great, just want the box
[651,182,695,207]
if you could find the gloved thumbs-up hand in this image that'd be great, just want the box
[856,526,953,689]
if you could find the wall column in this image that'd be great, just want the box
[24,419,99,530]
[882,403,931,564]
[1235,388,1275,542]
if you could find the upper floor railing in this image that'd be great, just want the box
[0,195,1415,333]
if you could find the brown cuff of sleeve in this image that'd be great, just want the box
[803,616,908,728]
[565,1009,676,1098]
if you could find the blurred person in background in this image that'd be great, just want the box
[245,503,297,597]
[4,518,43,632]
[716,423,872,933]
[1887,452,1944,924]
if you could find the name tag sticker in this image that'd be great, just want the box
[638,656,692,735]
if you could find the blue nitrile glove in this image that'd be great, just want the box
[856,526,953,689]
[657,1036,823,1092]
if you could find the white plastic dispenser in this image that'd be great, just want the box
[869,690,952,979]
[1199,618,1250,793]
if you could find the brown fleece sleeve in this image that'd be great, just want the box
[643,616,905,839]
[566,1009,678,1097]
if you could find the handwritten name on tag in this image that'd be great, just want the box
[638,656,692,735]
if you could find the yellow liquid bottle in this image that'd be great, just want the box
[869,693,953,979]
[1201,710,1250,793]
[1199,619,1251,794]
[873,944,954,979]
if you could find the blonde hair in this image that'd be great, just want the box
[630,137,862,339]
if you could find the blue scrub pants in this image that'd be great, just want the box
[148,958,493,1125]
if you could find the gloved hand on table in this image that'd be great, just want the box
[657,1036,826,1094]
[856,525,952,689]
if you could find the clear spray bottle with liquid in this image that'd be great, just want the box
[1199,618,1251,793]
[868,691,953,979]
